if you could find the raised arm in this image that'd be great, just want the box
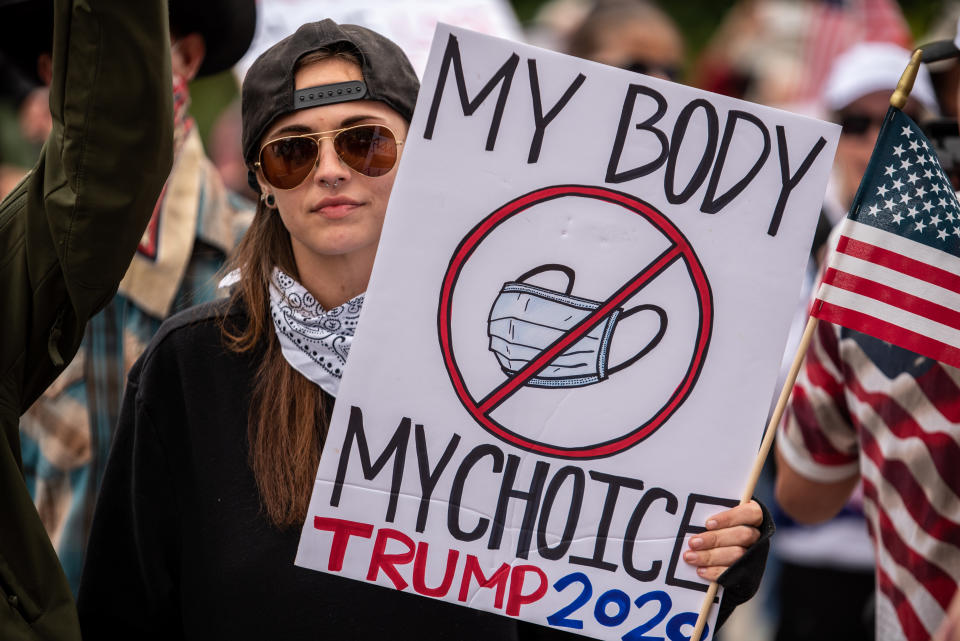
[9,0,174,409]
[0,1,172,639]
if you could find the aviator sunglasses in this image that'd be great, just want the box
[255,124,404,190]
[623,59,680,82]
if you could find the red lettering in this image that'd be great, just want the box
[366,528,415,590]
[412,542,459,598]
[347,523,549,618]
[313,517,374,571]
[506,565,548,616]
[458,555,510,610]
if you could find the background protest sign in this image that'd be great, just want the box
[296,25,840,640]
[233,0,521,79]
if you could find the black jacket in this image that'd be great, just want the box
[77,300,525,640]
[77,300,771,639]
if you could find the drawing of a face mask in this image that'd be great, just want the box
[487,264,667,388]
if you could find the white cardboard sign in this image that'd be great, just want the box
[295,25,839,640]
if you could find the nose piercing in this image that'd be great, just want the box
[322,178,341,188]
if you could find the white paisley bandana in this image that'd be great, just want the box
[268,267,363,397]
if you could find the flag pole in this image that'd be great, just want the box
[687,316,817,641]
[890,49,923,110]
[688,47,924,641]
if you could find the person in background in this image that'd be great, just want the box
[0,54,43,197]
[775,40,958,641]
[0,0,173,637]
[77,17,770,639]
[821,43,938,229]
[566,0,684,82]
[525,0,592,53]
[0,0,54,143]
[209,98,260,204]
[12,0,256,595]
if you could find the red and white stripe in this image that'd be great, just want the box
[796,0,910,103]
[778,325,960,641]
[852,358,960,640]
[860,0,911,48]
[812,219,960,369]
[797,1,850,102]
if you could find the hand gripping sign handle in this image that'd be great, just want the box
[516,264,668,374]
[689,316,819,641]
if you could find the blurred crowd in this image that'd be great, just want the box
[1,1,958,640]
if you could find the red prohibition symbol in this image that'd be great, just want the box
[437,185,713,459]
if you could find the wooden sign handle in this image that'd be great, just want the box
[689,315,819,641]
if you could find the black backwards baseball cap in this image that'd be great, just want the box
[241,18,420,191]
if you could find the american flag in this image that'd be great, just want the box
[812,107,960,369]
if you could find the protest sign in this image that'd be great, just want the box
[295,25,840,640]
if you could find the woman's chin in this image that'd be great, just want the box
[292,233,380,264]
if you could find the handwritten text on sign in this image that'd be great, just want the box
[296,24,839,640]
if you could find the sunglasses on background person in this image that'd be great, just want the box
[622,59,680,82]
[255,124,404,190]
[838,109,926,139]
[837,111,886,137]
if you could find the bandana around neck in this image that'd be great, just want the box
[268,268,363,397]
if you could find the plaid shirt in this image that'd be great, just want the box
[19,125,252,594]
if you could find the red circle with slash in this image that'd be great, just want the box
[437,185,713,459]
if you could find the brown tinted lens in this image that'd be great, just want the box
[335,125,397,177]
[260,136,319,189]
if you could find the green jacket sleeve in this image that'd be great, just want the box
[16,0,175,408]
[0,0,173,639]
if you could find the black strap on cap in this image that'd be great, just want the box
[293,81,368,110]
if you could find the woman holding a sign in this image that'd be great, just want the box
[77,18,771,639]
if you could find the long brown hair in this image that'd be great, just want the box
[221,47,361,529]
